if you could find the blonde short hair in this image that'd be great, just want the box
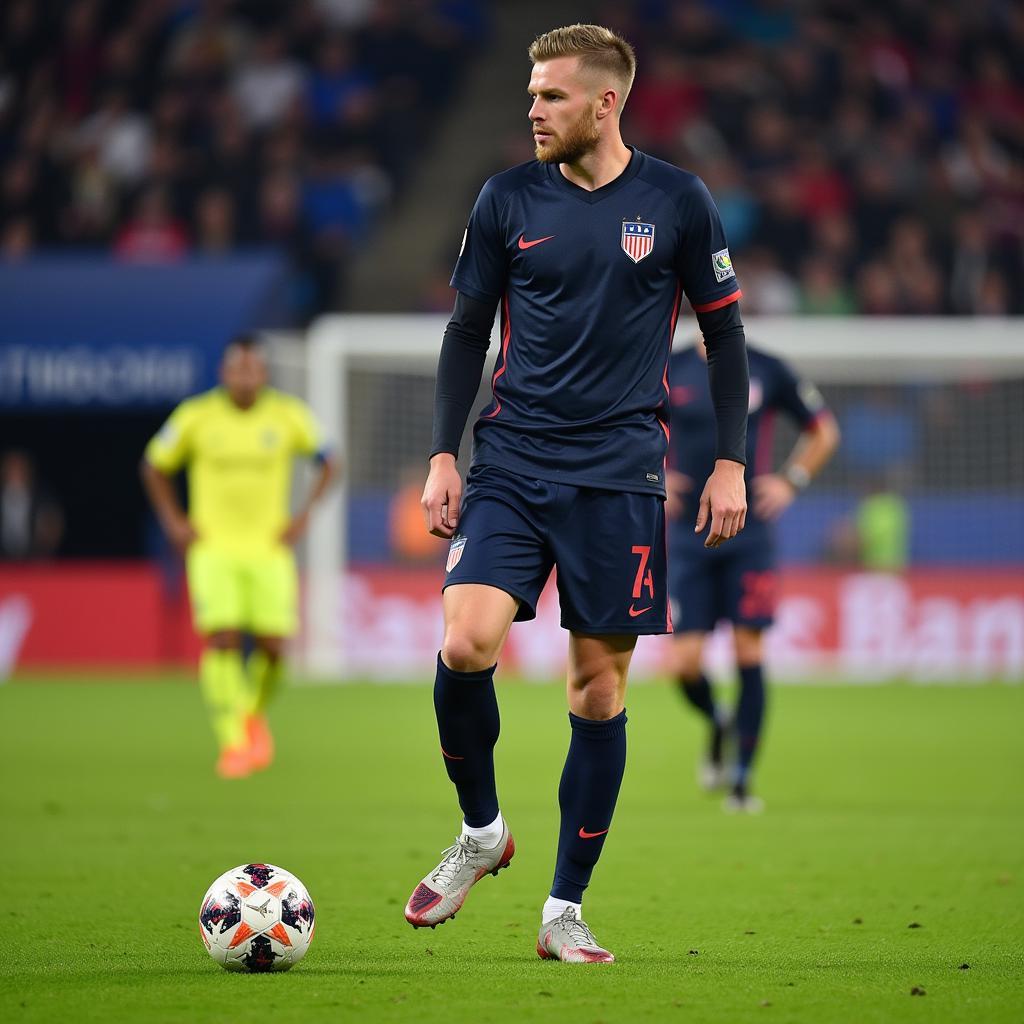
[528,24,637,106]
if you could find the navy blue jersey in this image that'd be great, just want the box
[451,148,741,496]
[668,343,825,528]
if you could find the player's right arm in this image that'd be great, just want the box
[141,400,198,555]
[423,291,499,538]
[423,178,507,538]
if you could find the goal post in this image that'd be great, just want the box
[304,315,498,677]
[299,315,1023,681]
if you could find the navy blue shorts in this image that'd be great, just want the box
[443,465,670,635]
[668,523,777,633]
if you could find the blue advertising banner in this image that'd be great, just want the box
[0,253,288,409]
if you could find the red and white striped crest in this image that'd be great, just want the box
[621,221,655,263]
[446,536,467,573]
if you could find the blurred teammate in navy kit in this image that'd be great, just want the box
[403,24,750,962]
[667,337,839,812]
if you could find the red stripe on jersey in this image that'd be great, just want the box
[691,288,742,313]
[659,283,683,444]
[483,294,511,420]
[803,408,833,432]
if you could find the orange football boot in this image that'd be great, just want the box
[245,714,275,771]
[216,745,252,779]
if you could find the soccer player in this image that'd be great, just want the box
[403,25,750,963]
[142,336,337,779]
[667,336,839,811]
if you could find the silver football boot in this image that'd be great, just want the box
[724,791,765,814]
[536,907,615,963]
[404,823,515,928]
[699,757,729,791]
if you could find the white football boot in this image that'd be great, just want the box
[404,823,515,928]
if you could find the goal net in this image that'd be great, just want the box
[295,315,1024,683]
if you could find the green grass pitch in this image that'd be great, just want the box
[1,676,1022,1023]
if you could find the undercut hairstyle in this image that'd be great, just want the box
[528,24,637,106]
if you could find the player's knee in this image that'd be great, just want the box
[206,630,242,650]
[671,637,704,681]
[733,628,763,667]
[571,670,625,720]
[441,629,500,674]
[255,636,285,661]
[675,655,703,683]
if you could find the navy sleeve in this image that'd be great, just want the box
[449,177,508,303]
[675,176,742,313]
[430,291,498,458]
[768,356,827,429]
[697,301,749,465]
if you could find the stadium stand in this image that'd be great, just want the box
[0,0,488,319]
[595,0,1024,315]
[3,2,1020,316]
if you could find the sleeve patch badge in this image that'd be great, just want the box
[799,380,825,412]
[712,248,735,283]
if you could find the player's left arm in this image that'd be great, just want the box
[675,176,749,548]
[281,400,341,545]
[696,301,749,547]
[752,371,840,521]
[281,451,340,545]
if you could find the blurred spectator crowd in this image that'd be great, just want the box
[2,0,1022,319]
[607,0,1024,315]
[0,0,486,319]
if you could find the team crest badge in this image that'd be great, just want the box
[446,535,467,573]
[621,221,655,263]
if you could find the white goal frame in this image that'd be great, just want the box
[303,314,1023,679]
[304,315,495,676]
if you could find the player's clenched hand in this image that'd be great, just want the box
[167,515,198,556]
[752,474,796,521]
[422,453,463,539]
[665,470,693,520]
[695,459,747,548]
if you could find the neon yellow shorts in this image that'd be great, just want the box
[186,543,298,637]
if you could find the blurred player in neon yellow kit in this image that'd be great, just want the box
[143,336,338,778]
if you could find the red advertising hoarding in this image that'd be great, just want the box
[1,564,1021,681]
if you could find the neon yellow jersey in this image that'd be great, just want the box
[146,388,322,553]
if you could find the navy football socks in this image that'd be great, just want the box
[678,673,725,764]
[734,664,766,791]
[551,710,627,903]
[433,653,500,828]
[678,673,718,721]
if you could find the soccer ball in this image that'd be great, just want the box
[198,863,316,972]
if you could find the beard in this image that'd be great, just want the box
[534,108,600,164]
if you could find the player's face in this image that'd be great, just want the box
[221,346,269,407]
[528,57,602,164]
